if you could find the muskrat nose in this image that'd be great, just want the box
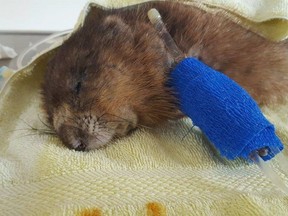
[75,141,86,152]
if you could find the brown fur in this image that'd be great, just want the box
[41,1,288,151]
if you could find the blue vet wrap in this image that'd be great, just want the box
[170,57,283,161]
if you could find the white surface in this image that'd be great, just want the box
[0,0,88,32]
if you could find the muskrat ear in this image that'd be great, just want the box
[102,15,134,41]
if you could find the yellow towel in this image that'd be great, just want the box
[88,0,288,41]
[191,0,288,41]
[1,1,288,215]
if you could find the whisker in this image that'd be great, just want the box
[19,118,39,131]
[15,133,40,139]
[87,94,99,115]
[37,114,53,129]
[9,118,57,137]
[98,112,106,121]
[112,134,122,140]
[64,115,80,126]
[36,129,57,134]
[181,125,196,141]
[6,128,38,133]
[104,119,152,130]
[14,130,57,140]
[102,113,131,122]
[93,133,106,144]
[136,125,152,130]
[102,113,153,130]
[67,110,81,121]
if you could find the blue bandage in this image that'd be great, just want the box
[170,57,283,161]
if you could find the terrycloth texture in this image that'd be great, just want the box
[194,0,288,41]
[1,0,288,215]
[86,0,288,41]
[170,58,283,161]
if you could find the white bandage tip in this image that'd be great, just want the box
[147,8,162,25]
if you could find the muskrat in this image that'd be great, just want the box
[41,1,288,151]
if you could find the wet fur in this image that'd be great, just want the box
[42,1,288,150]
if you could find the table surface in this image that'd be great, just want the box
[0,33,50,70]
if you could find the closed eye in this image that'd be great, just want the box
[75,81,82,94]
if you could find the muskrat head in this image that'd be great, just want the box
[41,15,179,151]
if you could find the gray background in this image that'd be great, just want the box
[0,33,50,69]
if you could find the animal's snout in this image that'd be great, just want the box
[73,129,90,151]
[74,140,87,152]
[56,113,123,151]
